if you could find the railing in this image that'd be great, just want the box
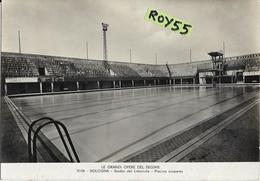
[28,117,80,162]
[166,64,171,78]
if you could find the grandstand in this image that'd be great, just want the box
[1,52,260,95]
[2,56,39,77]
[108,61,140,78]
[167,63,197,84]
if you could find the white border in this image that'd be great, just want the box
[1,162,260,180]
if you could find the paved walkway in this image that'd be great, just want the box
[179,104,259,162]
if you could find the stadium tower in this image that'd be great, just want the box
[208,51,225,87]
[102,23,108,61]
[102,23,111,74]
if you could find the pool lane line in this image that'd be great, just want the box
[49,86,236,140]
[15,86,205,111]
[11,85,177,107]
[27,86,216,117]
[51,87,234,121]
[21,87,203,115]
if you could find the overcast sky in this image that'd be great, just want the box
[2,0,260,64]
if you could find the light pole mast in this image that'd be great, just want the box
[190,48,192,63]
[86,41,89,59]
[223,41,225,58]
[130,49,132,63]
[18,30,21,53]
[155,53,157,65]
[102,23,109,61]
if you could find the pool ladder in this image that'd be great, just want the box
[28,117,80,162]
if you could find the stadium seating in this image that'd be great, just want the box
[224,57,260,71]
[127,63,153,77]
[2,56,39,77]
[127,63,169,77]
[196,61,212,71]
[168,63,198,77]
[148,65,169,77]
[34,57,63,76]
[2,53,110,80]
[72,60,110,79]
[109,62,140,77]
[1,52,260,80]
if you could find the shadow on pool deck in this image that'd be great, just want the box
[1,97,28,162]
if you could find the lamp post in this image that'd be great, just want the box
[86,41,89,59]
[130,49,132,63]
[18,30,21,53]
[102,23,109,61]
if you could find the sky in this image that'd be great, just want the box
[2,0,260,64]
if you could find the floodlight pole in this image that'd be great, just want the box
[86,41,89,59]
[223,41,225,58]
[190,48,192,63]
[102,23,109,61]
[18,30,21,54]
[130,48,132,63]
